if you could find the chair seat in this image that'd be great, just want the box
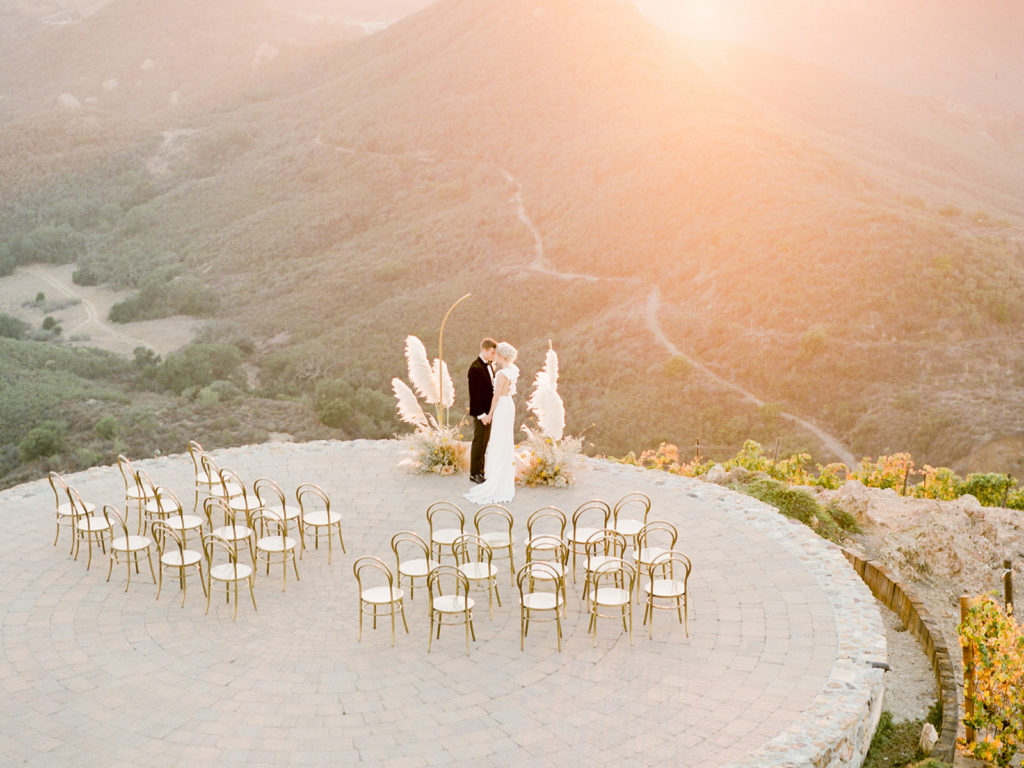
[256,535,296,553]
[58,500,96,517]
[643,578,687,598]
[162,550,202,568]
[76,515,111,533]
[164,515,204,531]
[433,595,474,613]
[614,520,643,537]
[522,592,562,611]
[480,531,511,548]
[211,562,253,582]
[265,505,300,522]
[361,586,404,604]
[459,562,497,580]
[399,557,434,578]
[431,528,461,546]
[584,554,615,572]
[593,586,631,607]
[112,535,151,553]
[634,546,669,565]
[303,511,341,527]
[212,524,251,542]
[523,535,562,549]
[528,561,566,579]
[568,526,599,544]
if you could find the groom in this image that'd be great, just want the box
[467,338,497,483]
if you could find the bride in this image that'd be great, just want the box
[464,341,518,505]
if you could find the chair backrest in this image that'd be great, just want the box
[648,550,692,583]
[426,501,464,536]
[200,452,221,487]
[202,533,239,570]
[526,506,566,540]
[116,455,141,498]
[188,440,208,481]
[636,520,678,552]
[391,530,430,565]
[517,560,563,596]
[249,507,288,539]
[48,471,69,508]
[203,496,230,527]
[590,557,636,594]
[612,491,651,525]
[253,477,286,511]
[427,564,470,601]
[102,505,131,538]
[572,499,610,532]
[135,468,158,503]
[473,505,512,537]
[151,520,186,555]
[452,533,493,566]
[584,528,627,559]
[353,555,395,592]
[154,486,185,521]
[65,485,93,520]
[218,467,250,505]
[526,535,567,565]
[296,483,331,516]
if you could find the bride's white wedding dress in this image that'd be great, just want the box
[464,364,518,505]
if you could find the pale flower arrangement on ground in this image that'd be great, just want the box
[392,335,468,475]
[392,336,582,484]
[516,345,583,488]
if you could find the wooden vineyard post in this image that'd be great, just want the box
[1005,559,1015,619]
[960,594,977,744]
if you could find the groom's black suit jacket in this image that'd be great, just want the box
[468,357,493,418]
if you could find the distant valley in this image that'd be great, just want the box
[2,0,1023,489]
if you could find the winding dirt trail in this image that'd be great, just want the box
[501,170,858,467]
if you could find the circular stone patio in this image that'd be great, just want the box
[0,440,885,767]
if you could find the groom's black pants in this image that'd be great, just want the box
[470,418,491,478]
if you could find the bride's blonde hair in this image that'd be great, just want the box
[495,341,517,363]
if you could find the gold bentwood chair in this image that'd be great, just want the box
[116,455,147,533]
[426,501,465,564]
[188,440,218,513]
[525,534,569,617]
[353,556,408,647]
[297,484,345,563]
[103,505,156,591]
[453,533,501,619]
[427,565,475,656]
[202,533,256,621]
[151,484,205,548]
[517,560,565,651]
[250,508,300,592]
[152,521,206,607]
[48,471,94,552]
[474,505,515,584]
[390,531,435,600]
[568,499,610,582]
[66,485,110,571]
[581,528,627,600]
[641,550,692,638]
[586,557,636,647]
[523,506,566,557]
[611,491,651,549]
[633,520,678,598]
[254,477,304,553]
[203,497,254,564]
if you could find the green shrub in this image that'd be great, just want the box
[862,711,927,768]
[18,421,66,462]
[94,415,119,440]
[958,473,1015,507]
[41,316,58,331]
[0,314,28,340]
[155,343,245,395]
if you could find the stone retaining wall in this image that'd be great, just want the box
[843,551,959,762]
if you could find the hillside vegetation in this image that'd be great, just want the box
[1,0,1023,487]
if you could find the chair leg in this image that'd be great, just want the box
[146,550,156,584]
[555,608,563,652]
[399,601,409,634]
[358,601,364,642]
